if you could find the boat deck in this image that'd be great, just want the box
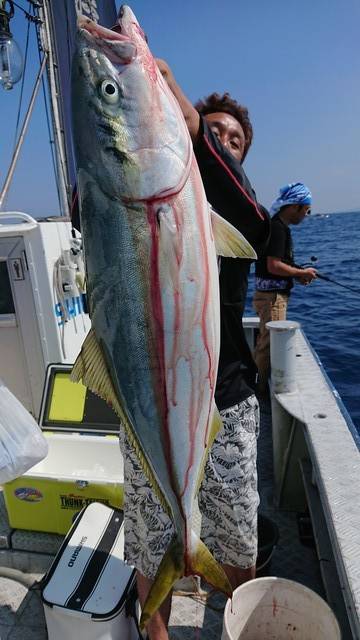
[0,399,324,639]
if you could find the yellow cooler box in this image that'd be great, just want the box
[4,433,124,534]
[4,364,123,535]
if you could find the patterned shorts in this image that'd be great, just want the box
[119,395,259,579]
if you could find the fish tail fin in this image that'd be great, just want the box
[139,531,232,630]
[140,535,184,629]
[189,529,232,597]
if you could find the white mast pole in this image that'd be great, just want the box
[37,0,71,217]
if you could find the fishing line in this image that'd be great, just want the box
[313,273,360,295]
[298,256,360,295]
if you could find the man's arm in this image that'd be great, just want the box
[267,257,317,284]
[156,58,200,142]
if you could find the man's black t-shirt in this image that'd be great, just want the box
[194,117,270,410]
[255,213,294,292]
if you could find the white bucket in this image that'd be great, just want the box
[221,577,341,640]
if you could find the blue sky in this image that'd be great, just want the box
[1,0,359,217]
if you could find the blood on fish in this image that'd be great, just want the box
[132,22,159,82]
[191,162,216,448]
[147,201,186,524]
[167,199,182,409]
[176,168,220,517]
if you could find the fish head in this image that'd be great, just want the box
[71,5,191,202]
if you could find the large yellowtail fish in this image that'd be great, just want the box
[71,5,256,627]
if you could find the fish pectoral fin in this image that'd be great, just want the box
[210,207,257,259]
[140,535,184,630]
[190,530,232,597]
[70,328,125,422]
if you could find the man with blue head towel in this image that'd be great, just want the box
[253,182,317,395]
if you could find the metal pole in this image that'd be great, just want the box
[37,0,70,217]
[266,320,300,393]
[0,54,47,210]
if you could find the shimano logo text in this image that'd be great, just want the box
[68,536,87,567]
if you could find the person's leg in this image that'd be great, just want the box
[137,572,172,640]
[253,291,275,391]
[272,292,288,322]
[199,396,260,589]
[253,291,288,391]
[222,563,256,590]
[119,430,174,639]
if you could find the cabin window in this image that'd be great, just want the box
[0,261,15,314]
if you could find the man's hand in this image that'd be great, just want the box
[156,58,172,82]
[155,57,200,142]
[296,267,317,285]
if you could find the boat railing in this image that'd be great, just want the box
[243,316,360,638]
[0,211,38,230]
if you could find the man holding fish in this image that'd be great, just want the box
[71,6,269,639]
[137,60,270,638]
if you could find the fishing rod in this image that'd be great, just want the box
[299,256,360,295]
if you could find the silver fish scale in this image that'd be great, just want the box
[81,189,175,513]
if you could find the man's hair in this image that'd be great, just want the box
[195,92,253,162]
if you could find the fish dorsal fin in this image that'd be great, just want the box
[71,329,172,517]
[210,206,257,259]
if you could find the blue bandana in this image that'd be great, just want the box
[270,182,312,215]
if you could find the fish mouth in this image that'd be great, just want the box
[77,16,132,44]
[114,4,148,42]
[77,15,137,64]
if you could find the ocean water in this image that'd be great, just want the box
[246,210,360,433]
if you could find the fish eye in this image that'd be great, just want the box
[100,79,120,104]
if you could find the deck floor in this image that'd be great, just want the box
[0,399,323,639]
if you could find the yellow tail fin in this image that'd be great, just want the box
[140,531,232,629]
[140,536,184,629]
[189,530,232,596]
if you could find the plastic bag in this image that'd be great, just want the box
[0,380,48,484]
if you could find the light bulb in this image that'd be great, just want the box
[0,33,23,90]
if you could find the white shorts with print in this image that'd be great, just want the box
[119,395,259,579]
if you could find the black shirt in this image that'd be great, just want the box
[255,213,294,292]
[194,117,270,410]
